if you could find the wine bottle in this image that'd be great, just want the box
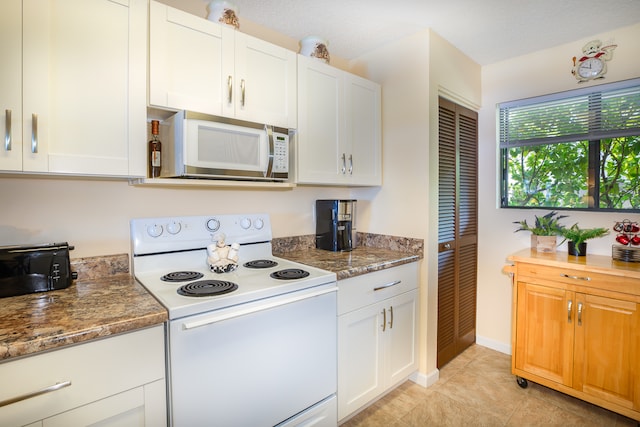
[148,120,162,178]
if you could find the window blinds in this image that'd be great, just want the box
[499,78,640,148]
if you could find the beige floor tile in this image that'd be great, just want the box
[399,391,504,426]
[339,344,639,427]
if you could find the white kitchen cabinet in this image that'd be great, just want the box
[0,325,167,427]
[0,0,147,177]
[337,263,419,421]
[149,1,297,129]
[297,55,381,186]
[0,0,22,171]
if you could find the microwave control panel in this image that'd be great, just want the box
[272,132,289,173]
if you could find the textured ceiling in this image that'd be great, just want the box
[217,0,640,65]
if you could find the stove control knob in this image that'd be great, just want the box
[166,221,181,235]
[206,218,220,232]
[254,218,264,230]
[147,224,163,238]
[240,218,252,229]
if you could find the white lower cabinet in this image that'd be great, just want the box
[337,263,419,421]
[0,325,166,427]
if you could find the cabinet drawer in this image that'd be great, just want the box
[338,263,418,315]
[517,263,640,297]
[0,325,165,427]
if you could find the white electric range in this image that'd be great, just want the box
[130,213,338,427]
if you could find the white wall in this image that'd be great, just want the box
[0,177,351,257]
[351,29,481,384]
[477,23,640,354]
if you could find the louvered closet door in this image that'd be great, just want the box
[437,97,478,368]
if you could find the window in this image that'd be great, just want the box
[499,78,640,211]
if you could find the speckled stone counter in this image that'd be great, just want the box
[0,254,167,361]
[273,232,423,280]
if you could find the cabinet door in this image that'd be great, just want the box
[149,1,233,117]
[22,0,146,176]
[387,290,419,386]
[232,33,296,128]
[344,74,382,186]
[337,302,384,421]
[297,55,344,184]
[0,0,22,171]
[514,282,574,386]
[573,294,640,410]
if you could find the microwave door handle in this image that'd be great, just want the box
[265,126,274,178]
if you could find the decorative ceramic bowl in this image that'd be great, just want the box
[299,36,330,64]
[207,0,239,29]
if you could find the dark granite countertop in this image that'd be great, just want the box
[1,233,422,362]
[0,254,167,362]
[273,233,423,280]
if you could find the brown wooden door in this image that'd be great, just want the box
[437,97,478,368]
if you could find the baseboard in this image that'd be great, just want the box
[476,335,511,355]
[409,369,439,388]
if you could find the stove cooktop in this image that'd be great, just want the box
[130,214,336,320]
[134,250,335,319]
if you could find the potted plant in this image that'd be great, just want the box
[514,211,568,253]
[561,223,609,256]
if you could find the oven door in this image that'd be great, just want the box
[168,284,337,427]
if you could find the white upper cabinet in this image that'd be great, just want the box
[0,0,147,177]
[149,1,297,129]
[148,1,232,119]
[232,33,297,129]
[296,55,381,186]
[0,0,22,171]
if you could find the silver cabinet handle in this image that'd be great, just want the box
[240,79,245,107]
[577,302,583,326]
[31,113,38,153]
[560,273,591,281]
[4,109,11,151]
[389,305,394,329]
[373,280,401,292]
[341,153,346,174]
[348,154,353,174]
[567,300,572,323]
[0,381,71,408]
[381,308,386,332]
[227,75,233,104]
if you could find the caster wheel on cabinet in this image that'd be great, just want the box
[516,376,528,388]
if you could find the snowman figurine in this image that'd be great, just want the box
[206,233,240,273]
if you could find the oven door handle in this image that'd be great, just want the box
[182,287,337,330]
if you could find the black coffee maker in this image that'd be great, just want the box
[315,199,357,252]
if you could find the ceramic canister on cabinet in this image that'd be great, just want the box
[299,36,330,63]
[207,0,240,29]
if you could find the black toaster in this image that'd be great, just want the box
[0,242,77,298]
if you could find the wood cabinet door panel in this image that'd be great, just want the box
[574,294,640,410]
[337,303,384,420]
[515,282,574,386]
[387,290,418,385]
[149,1,230,116]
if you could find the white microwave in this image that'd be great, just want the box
[162,111,290,181]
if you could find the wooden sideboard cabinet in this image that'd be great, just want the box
[505,250,640,422]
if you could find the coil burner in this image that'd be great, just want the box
[270,269,310,280]
[161,271,205,282]
[177,280,238,297]
[243,259,279,269]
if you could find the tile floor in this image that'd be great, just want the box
[340,344,638,426]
